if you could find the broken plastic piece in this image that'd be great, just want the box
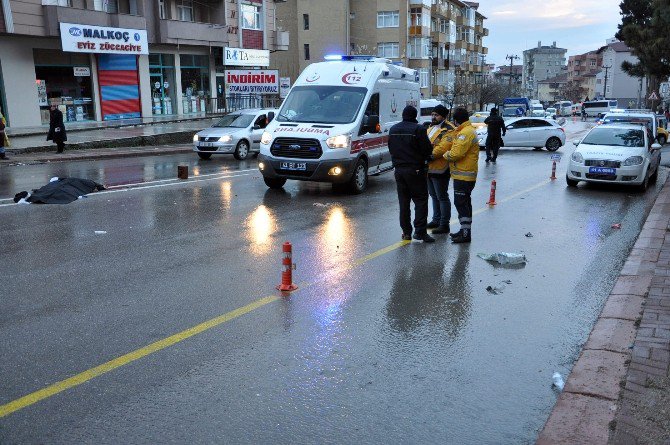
[552,372,565,391]
[525,232,533,237]
[94,231,107,235]
[477,252,527,265]
[611,223,622,229]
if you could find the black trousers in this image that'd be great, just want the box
[395,168,429,236]
[485,139,501,161]
[56,141,65,153]
[453,179,476,230]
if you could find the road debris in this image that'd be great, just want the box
[552,372,565,391]
[486,286,502,295]
[94,231,107,235]
[611,223,622,229]
[313,202,334,207]
[477,252,527,265]
[525,232,533,238]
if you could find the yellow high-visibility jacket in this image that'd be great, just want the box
[444,121,479,182]
[427,120,456,174]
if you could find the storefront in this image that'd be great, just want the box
[34,49,95,124]
[149,53,176,116]
[179,55,209,114]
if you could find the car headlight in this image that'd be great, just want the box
[326,133,351,149]
[218,135,233,143]
[623,156,643,166]
[261,131,272,145]
[193,134,199,142]
[571,152,584,163]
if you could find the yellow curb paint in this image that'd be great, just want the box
[0,178,551,417]
[0,295,279,418]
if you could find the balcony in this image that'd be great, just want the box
[431,31,448,44]
[467,42,476,52]
[483,27,489,36]
[431,57,449,69]
[43,5,146,36]
[157,19,227,46]
[482,47,488,55]
[409,25,430,37]
[431,4,451,19]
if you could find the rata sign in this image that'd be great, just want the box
[342,73,363,84]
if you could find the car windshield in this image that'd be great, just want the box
[277,85,367,124]
[547,108,556,113]
[581,127,645,148]
[213,114,255,128]
[502,109,518,117]
[603,115,653,132]
[470,115,486,123]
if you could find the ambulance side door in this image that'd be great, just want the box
[358,92,383,169]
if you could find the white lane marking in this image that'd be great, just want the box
[104,168,258,189]
[0,170,258,206]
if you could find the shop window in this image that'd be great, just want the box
[241,3,262,30]
[177,0,194,22]
[180,54,210,114]
[150,54,176,116]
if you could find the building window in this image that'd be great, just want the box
[377,42,399,59]
[158,0,167,19]
[408,37,430,59]
[176,0,193,22]
[304,44,310,60]
[409,8,430,27]
[377,11,399,28]
[590,60,596,67]
[419,69,429,88]
[241,3,262,30]
[303,14,309,30]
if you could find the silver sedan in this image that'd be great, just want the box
[193,108,278,160]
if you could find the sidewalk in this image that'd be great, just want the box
[4,118,216,154]
[538,177,670,444]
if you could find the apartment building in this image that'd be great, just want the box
[0,0,289,128]
[493,64,522,90]
[522,41,567,100]
[595,41,647,107]
[567,50,601,100]
[537,73,567,104]
[271,0,489,108]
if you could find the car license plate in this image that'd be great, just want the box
[199,142,214,147]
[589,167,616,174]
[281,162,307,171]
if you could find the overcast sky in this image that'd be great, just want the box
[476,0,622,68]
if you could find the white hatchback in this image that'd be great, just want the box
[476,117,566,151]
[567,123,662,191]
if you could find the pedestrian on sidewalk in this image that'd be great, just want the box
[484,108,505,163]
[388,105,435,243]
[47,105,67,153]
[445,107,479,244]
[0,108,8,160]
[426,104,456,235]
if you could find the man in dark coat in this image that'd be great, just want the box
[484,108,505,163]
[388,105,435,243]
[47,105,67,153]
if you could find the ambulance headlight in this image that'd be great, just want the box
[326,134,351,149]
[261,131,272,145]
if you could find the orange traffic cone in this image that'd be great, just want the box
[277,242,298,292]
[487,180,497,206]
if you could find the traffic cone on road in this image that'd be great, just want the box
[487,180,497,206]
[277,242,298,292]
[550,161,557,180]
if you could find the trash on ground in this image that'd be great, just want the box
[552,372,565,391]
[477,252,527,265]
[313,202,334,207]
[611,223,622,229]
[525,232,533,238]
[486,286,502,295]
[503,280,512,284]
[94,231,107,235]
[13,177,105,204]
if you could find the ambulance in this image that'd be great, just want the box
[258,55,420,193]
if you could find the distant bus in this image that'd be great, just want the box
[553,101,573,117]
[583,100,618,118]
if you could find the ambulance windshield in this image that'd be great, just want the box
[277,85,367,124]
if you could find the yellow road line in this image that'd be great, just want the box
[0,178,552,418]
[0,295,279,418]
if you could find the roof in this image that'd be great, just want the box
[608,41,630,52]
[538,73,568,84]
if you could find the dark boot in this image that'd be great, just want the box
[401,233,412,241]
[413,233,436,243]
[451,229,471,244]
[450,229,463,239]
[431,225,450,234]
[0,153,7,160]
[427,221,439,229]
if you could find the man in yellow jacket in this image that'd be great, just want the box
[426,104,456,234]
[444,107,479,243]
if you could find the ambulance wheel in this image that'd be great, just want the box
[264,177,287,189]
[348,158,368,194]
[197,153,212,160]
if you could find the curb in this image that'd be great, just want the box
[0,144,194,165]
[537,175,670,444]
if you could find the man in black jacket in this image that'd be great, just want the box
[484,108,506,163]
[388,105,435,243]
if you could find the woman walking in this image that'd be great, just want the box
[47,104,67,153]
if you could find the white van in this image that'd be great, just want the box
[258,55,420,193]
[553,101,573,117]
[582,100,618,118]
[531,103,545,117]
[419,99,443,126]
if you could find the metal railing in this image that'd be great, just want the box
[206,95,283,115]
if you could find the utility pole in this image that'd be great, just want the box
[506,54,519,91]
[602,64,612,99]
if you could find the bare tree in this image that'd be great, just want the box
[559,81,587,103]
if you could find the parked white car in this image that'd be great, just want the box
[476,117,565,151]
[567,123,661,191]
[193,108,278,160]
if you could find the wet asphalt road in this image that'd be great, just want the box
[0,121,668,444]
